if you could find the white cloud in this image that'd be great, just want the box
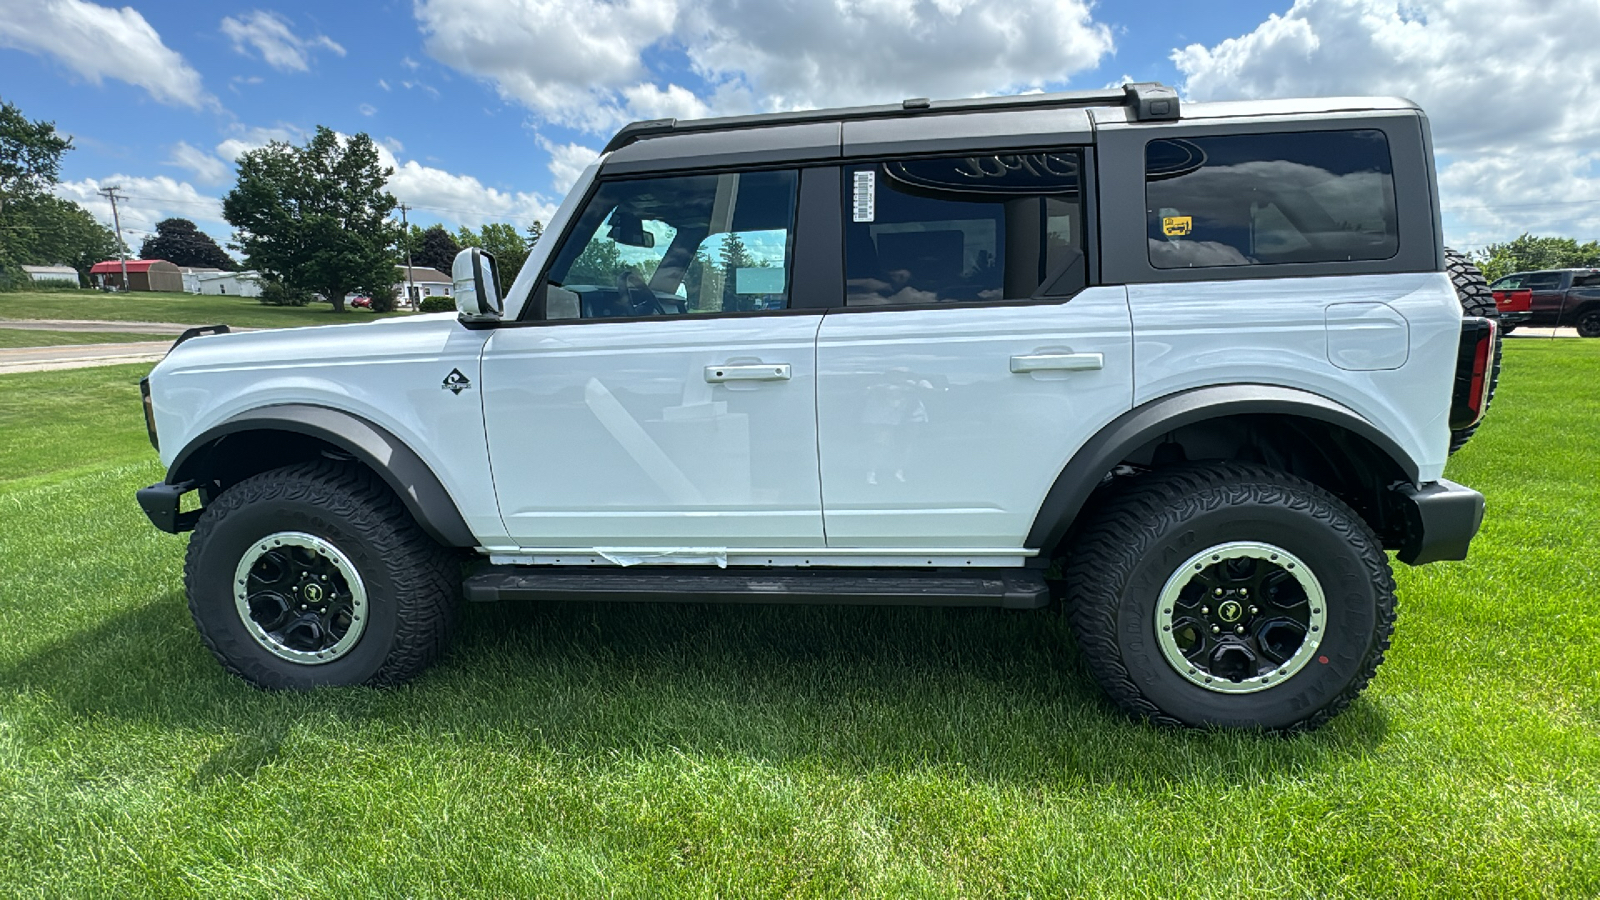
[359,103,377,116]
[379,142,556,229]
[1170,0,1600,245]
[215,123,307,163]
[54,175,226,249]
[166,141,230,185]
[415,0,1113,132]
[537,138,599,194]
[0,0,212,108]
[221,10,345,72]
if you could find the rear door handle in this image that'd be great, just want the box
[705,363,792,383]
[1009,352,1104,373]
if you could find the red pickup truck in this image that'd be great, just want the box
[1489,268,1600,336]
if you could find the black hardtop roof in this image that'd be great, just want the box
[601,82,1180,154]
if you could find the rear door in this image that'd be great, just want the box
[815,148,1134,552]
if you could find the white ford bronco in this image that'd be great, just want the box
[138,84,1497,731]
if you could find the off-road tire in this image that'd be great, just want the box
[184,460,459,689]
[1446,248,1500,453]
[1064,463,1396,732]
[1577,306,1600,339]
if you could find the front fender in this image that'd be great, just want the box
[165,404,476,548]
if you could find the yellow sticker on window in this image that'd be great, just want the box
[1162,215,1192,237]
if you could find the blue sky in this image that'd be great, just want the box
[2,0,1596,258]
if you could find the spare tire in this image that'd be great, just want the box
[1446,248,1501,454]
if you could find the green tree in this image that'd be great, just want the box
[1474,234,1600,282]
[139,218,236,270]
[222,126,398,313]
[565,236,629,285]
[413,223,459,274]
[455,222,530,283]
[525,220,543,246]
[719,232,752,310]
[0,99,116,285]
[0,100,71,199]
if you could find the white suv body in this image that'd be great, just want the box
[137,85,1494,730]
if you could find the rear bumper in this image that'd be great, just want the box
[136,480,200,534]
[1393,479,1484,565]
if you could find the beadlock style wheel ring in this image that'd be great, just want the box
[233,531,368,665]
[1154,541,1327,694]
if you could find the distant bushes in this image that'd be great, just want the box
[418,296,454,313]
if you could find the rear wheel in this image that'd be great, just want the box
[1446,248,1501,453]
[1577,307,1600,338]
[184,460,459,689]
[1064,463,1395,732]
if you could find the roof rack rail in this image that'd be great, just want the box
[601,82,1179,154]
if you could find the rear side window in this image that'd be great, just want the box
[843,150,1086,306]
[1145,130,1398,269]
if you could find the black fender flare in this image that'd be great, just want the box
[167,404,477,548]
[1025,384,1422,553]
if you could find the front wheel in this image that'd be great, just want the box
[1064,463,1396,732]
[184,460,459,689]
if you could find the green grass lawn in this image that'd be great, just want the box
[0,289,409,329]
[0,346,1596,898]
[0,328,167,348]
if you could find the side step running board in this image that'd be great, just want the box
[463,566,1050,610]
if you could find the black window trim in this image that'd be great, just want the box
[1095,111,1439,285]
[505,162,826,328]
[832,143,1099,316]
[1141,127,1402,272]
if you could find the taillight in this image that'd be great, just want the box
[1449,318,1498,430]
[140,376,159,451]
[1492,288,1531,313]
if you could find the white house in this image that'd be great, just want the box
[395,265,452,307]
[20,265,79,286]
[179,266,226,293]
[194,270,264,298]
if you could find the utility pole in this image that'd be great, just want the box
[99,185,129,291]
[399,202,415,308]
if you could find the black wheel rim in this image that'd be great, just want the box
[1155,541,1326,693]
[232,532,368,664]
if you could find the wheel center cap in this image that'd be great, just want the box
[1217,599,1244,623]
[302,582,325,604]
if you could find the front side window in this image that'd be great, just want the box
[541,170,797,320]
[844,150,1086,306]
[1145,130,1399,269]
[1520,272,1564,291]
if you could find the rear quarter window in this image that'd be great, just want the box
[1145,130,1399,269]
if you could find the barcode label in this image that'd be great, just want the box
[851,170,875,222]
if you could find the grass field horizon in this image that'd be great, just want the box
[0,289,410,329]
[0,344,1595,897]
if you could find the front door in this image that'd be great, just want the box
[815,150,1134,551]
[482,168,826,549]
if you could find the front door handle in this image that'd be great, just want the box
[705,363,792,383]
[1009,352,1104,374]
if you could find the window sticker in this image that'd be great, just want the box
[1162,214,1192,237]
[852,170,875,222]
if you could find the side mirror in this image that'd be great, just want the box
[452,248,502,322]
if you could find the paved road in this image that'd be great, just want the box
[0,341,171,375]
[0,318,258,335]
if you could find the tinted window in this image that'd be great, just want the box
[543,170,797,319]
[1145,130,1398,269]
[1521,272,1564,291]
[843,150,1086,306]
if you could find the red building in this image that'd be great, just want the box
[90,259,183,292]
